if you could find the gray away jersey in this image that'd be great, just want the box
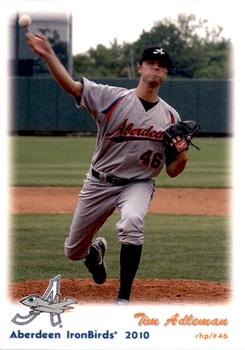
[77,77,181,179]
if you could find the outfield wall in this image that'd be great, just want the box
[10,78,232,135]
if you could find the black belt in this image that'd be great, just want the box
[92,168,138,186]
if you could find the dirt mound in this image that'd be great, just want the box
[10,278,231,304]
[10,187,231,216]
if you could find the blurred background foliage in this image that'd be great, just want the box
[73,14,231,79]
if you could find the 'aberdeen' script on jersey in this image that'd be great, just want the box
[106,119,163,142]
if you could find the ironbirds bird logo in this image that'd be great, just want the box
[12,275,77,327]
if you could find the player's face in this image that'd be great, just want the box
[137,60,168,86]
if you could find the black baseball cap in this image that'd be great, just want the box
[139,46,172,69]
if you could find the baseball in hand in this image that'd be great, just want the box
[18,14,32,28]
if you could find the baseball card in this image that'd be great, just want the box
[1,0,245,349]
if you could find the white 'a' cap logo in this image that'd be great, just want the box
[153,48,165,55]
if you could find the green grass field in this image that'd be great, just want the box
[10,213,230,283]
[9,136,232,283]
[10,136,232,187]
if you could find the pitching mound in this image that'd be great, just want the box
[11,187,230,216]
[10,278,231,304]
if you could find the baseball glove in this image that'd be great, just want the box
[163,120,200,165]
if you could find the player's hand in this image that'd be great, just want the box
[171,136,188,152]
[25,32,53,59]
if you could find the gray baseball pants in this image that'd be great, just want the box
[64,174,155,260]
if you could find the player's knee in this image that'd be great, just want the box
[119,213,144,232]
[117,213,144,245]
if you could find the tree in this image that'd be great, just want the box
[73,14,231,79]
[74,39,129,78]
[132,14,231,78]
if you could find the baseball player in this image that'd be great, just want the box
[26,33,189,304]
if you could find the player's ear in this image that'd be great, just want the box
[163,69,168,79]
[136,64,142,74]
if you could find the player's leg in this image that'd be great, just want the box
[64,199,114,260]
[64,177,116,283]
[116,180,155,302]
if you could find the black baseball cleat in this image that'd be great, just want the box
[84,237,107,284]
